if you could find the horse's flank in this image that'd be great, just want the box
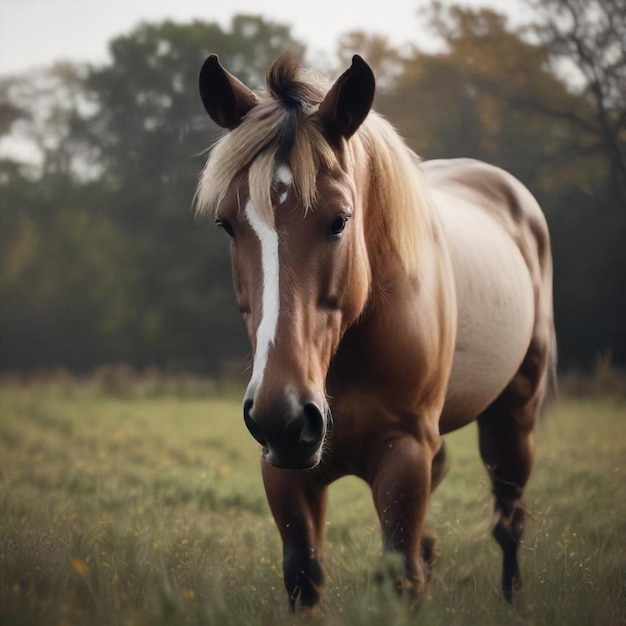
[424,158,554,430]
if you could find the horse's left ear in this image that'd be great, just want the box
[317,55,375,140]
[199,54,258,129]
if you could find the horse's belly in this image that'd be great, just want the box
[433,192,535,433]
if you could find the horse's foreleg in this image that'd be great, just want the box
[368,434,435,599]
[421,440,449,568]
[261,460,328,612]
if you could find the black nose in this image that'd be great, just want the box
[242,397,327,469]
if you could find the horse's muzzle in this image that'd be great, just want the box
[243,395,328,470]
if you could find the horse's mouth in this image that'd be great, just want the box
[262,444,323,471]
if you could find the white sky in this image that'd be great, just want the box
[0,0,530,76]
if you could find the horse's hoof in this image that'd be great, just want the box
[374,552,405,588]
[421,529,441,569]
[375,552,428,607]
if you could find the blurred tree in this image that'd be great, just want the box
[78,16,304,369]
[0,68,115,368]
[476,0,626,366]
[0,16,304,372]
[0,64,97,179]
[336,32,408,91]
[524,0,626,204]
[0,197,139,368]
[379,6,596,194]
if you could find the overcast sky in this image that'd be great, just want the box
[0,0,530,76]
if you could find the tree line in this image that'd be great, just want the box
[0,2,624,375]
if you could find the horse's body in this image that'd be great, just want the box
[428,158,552,431]
[196,54,555,610]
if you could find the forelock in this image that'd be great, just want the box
[195,54,338,223]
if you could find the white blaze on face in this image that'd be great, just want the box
[244,165,293,396]
[275,164,293,186]
[276,164,293,205]
[245,199,279,392]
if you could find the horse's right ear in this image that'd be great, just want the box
[199,54,258,129]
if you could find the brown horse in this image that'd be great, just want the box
[195,53,556,611]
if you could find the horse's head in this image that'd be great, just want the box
[197,54,376,469]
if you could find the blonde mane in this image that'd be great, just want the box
[357,114,432,274]
[195,55,432,274]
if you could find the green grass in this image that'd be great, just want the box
[1,381,625,625]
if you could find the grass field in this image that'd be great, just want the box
[1,378,625,625]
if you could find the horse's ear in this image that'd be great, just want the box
[199,54,258,129]
[317,55,375,140]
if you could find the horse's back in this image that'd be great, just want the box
[423,159,553,433]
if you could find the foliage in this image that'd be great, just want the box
[380,6,595,190]
[0,16,304,372]
[1,383,624,625]
[336,32,409,91]
[523,0,626,202]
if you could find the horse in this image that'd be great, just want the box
[195,53,556,611]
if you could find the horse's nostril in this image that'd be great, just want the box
[301,401,325,445]
[243,399,267,446]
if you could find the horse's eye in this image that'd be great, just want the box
[328,215,350,239]
[215,218,235,238]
